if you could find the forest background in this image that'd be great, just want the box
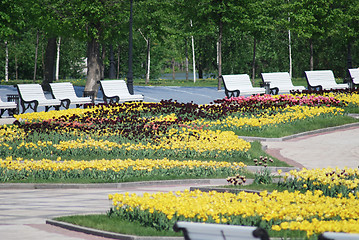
[0,0,358,92]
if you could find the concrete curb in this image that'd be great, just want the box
[0,168,292,191]
[0,167,298,190]
[46,219,183,240]
[0,179,226,190]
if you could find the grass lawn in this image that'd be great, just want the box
[234,115,359,138]
[54,215,183,236]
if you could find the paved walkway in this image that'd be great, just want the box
[263,125,359,169]
[0,180,226,240]
[0,85,225,116]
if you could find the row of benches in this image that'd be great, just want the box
[222,69,359,98]
[0,80,144,117]
[173,221,359,240]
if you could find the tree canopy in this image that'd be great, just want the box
[0,0,358,84]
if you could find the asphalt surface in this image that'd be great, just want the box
[1,85,359,239]
[0,85,225,115]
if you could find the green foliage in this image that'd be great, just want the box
[0,165,246,183]
[253,168,273,185]
[1,0,359,85]
[233,115,359,138]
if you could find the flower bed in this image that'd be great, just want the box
[2,91,359,237]
[108,188,359,237]
[0,92,358,182]
[279,167,359,198]
[0,157,246,182]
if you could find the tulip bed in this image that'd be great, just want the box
[1,90,359,238]
[0,92,359,183]
[108,166,359,238]
[109,188,359,238]
[279,167,359,198]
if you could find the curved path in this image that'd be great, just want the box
[0,180,226,240]
[263,125,359,170]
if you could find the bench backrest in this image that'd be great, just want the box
[304,70,337,87]
[349,68,359,84]
[222,74,256,91]
[49,82,77,99]
[173,221,270,240]
[319,231,359,240]
[100,80,131,97]
[261,72,294,88]
[17,84,48,102]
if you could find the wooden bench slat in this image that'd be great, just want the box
[319,231,359,240]
[221,74,266,98]
[305,70,348,91]
[49,82,92,109]
[99,80,144,103]
[348,68,359,87]
[16,84,61,113]
[0,98,17,117]
[261,72,306,94]
[173,221,270,240]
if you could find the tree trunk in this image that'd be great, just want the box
[109,44,116,79]
[5,41,8,82]
[33,30,40,83]
[347,41,352,69]
[55,37,61,81]
[42,43,45,80]
[288,29,292,78]
[127,0,134,94]
[190,20,196,83]
[101,44,106,80]
[217,18,223,90]
[145,38,150,84]
[42,37,57,91]
[14,42,18,80]
[117,45,121,79]
[85,37,102,95]
[185,39,189,81]
[172,58,175,80]
[251,37,257,85]
[198,63,203,79]
[310,38,314,71]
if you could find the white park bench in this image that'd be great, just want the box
[173,221,270,240]
[261,72,306,94]
[318,231,359,240]
[49,82,93,109]
[0,98,17,117]
[98,80,144,103]
[348,68,359,88]
[16,84,61,113]
[304,70,348,91]
[221,74,266,98]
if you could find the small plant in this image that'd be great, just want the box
[253,156,274,167]
[226,174,247,185]
[253,168,273,184]
[253,156,274,184]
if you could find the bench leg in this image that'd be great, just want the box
[33,102,39,112]
[60,100,70,109]
[225,90,240,98]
